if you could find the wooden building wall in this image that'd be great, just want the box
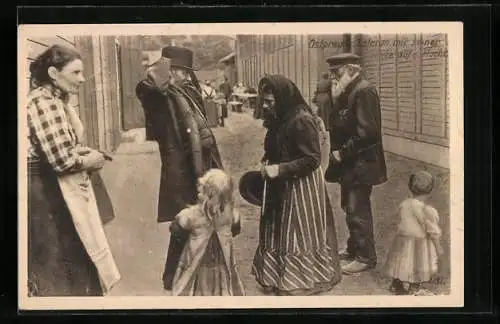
[237,35,329,106]
[117,36,146,131]
[359,33,449,148]
[25,35,123,152]
[236,34,450,156]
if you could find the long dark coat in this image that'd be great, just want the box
[312,78,334,131]
[136,66,223,224]
[325,75,388,187]
[180,79,206,118]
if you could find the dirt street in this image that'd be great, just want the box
[104,108,450,297]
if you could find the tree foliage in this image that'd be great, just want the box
[136,35,234,69]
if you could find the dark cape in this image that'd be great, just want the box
[135,57,224,290]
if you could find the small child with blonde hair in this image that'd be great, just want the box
[170,169,245,296]
[383,170,444,295]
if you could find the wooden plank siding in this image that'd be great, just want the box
[117,36,147,131]
[236,33,449,150]
[25,35,123,152]
[358,33,449,148]
[237,34,345,107]
[99,36,122,151]
[74,36,100,149]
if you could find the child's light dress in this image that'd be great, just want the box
[384,198,441,283]
[171,205,245,296]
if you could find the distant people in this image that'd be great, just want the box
[312,72,334,131]
[383,171,444,296]
[218,76,232,126]
[233,81,247,95]
[240,74,341,296]
[245,86,257,94]
[171,169,245,296]
[27,45,120,296]
[202,80,216,100]
[202,80,218,127]
[230,82,246,112]
[245,86,258,116]
[324,53,388,275]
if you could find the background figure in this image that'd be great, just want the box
[135,53,224,292]
[201,80,219,127]
[312,72,333,131]
[218,76,232,126]
[27,45,119,296]
[249,74,341,296]
[244,86,258,116]
[324,53,388,275]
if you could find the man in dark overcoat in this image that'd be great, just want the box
[135,49,223,291]
[162,46,206,118]
[324,53,388,275]
[312,72,334,131]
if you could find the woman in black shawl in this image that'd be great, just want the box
[251,75,342,296]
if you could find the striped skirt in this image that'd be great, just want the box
[252,167,341,295]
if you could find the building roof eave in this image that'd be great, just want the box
[218,52,236,64]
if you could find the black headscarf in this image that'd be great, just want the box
[257,74,312,128]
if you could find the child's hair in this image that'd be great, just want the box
[198,169,235,227]
[408,170,435,196]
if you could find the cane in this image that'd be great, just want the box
[261,161,268,217]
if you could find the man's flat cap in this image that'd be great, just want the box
[326,53,361,70]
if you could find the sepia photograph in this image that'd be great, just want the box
[18,22,464,310]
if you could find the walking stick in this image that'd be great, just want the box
[261,161,268,218]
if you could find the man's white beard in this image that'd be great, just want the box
[332,82,344,98]
[332,71,360,97]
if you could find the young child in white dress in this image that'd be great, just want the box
[170,169,245,296]
[383,170,444,295]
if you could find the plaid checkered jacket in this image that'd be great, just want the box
[27,85,79,173]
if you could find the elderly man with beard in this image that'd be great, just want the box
[135,47,224,292]
[324,53,388,275]
[162,46,206,118]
